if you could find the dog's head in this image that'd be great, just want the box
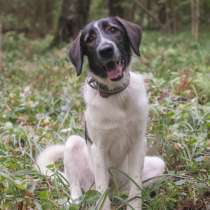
[69,17,142,82]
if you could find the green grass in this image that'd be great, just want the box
[0,31,209,210]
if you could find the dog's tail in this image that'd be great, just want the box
[143,156,165,185]
[35,144,65,176]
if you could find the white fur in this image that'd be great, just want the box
[36,144,65,176]
[84,71,148,210]
[36,71,165,210]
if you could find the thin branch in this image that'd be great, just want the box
[134,0,164,28]
[2,27,29,34]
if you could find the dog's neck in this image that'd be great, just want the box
[87,71,130,98]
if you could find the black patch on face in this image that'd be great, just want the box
[81,17,131,78]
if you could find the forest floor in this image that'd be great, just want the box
[0,31,209,210]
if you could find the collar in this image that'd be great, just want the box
[87,73,130,98]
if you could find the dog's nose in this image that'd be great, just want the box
[98,44,114,59]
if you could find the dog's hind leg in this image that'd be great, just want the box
[64,135,94,202]
[142,156,165,184]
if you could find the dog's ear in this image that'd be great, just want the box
[69,33,84,76]
[114,17,142,56]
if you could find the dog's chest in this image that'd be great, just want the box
[84,73,148,164]
[86,93,141,128]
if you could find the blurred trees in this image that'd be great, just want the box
[107,0,136,21]
[191,0,200,40]
[0,0,58,36]
[135,0,180,32]
[52,0,91,45]
[0,0,209,42]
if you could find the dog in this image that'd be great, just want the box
[36,17,165,210]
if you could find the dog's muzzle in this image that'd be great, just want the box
[96,43,126,81]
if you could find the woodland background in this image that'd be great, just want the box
[0,0,209,43]
[0,0,209,210]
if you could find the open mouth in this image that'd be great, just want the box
[103,59,126,81]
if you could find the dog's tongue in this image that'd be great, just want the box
[106,63,123,80]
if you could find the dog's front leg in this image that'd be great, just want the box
[92,145,111,210]
[127,137,145,210]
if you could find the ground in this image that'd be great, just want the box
[0,31,209,210]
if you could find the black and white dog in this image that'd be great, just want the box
[36,17,165,210]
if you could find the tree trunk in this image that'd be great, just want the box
[52,0,91,46]
[146,0,152,29]
[107,0,135,21]
[33,0,48,37]
[0,23,2,71]
[45,0,55,31]
[158,2,167,26]
[191,0,199,40]
[158,0,178,33]
[168,0,178,33]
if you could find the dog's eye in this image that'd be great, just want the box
[107,26,118,34]
[86,34,96,43]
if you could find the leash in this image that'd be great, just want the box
[85,121,93,144]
